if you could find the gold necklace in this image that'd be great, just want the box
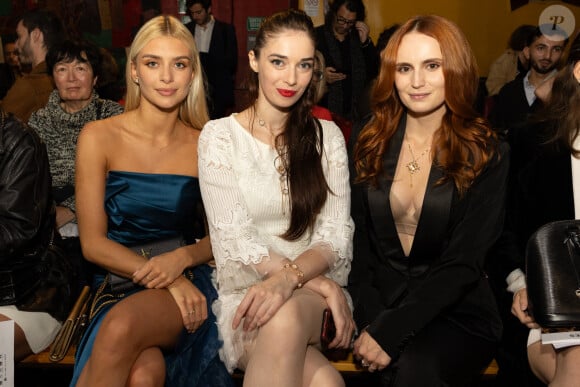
[256,113,289,214]
[405,142,430,187]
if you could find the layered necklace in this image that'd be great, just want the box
[405,141,431,188]
[256,115,289,214]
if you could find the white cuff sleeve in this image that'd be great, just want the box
[506,268,527,293]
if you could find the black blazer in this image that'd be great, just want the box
[186,19,237,118]
[494,122,575,278]
[490,74,540,133]
[348,116,507,360]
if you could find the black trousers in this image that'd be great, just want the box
[372,318,497,387]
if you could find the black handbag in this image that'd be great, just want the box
[0,260,40,305]
[0,240,75,322]
[526,220,580,328]
[17,241,75,322]
[108,237,186,293]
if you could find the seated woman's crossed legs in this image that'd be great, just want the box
[76,289,184,387]
[241,288,345,387]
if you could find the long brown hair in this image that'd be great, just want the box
[247,9,329,240]
[536,32,580,155]
[354,15,496,195]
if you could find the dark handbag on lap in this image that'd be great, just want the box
[108,237,186,293]
[526,220,580,328]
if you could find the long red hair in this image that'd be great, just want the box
[354,15,496,195]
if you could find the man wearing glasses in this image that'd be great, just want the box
[315,0,378,122]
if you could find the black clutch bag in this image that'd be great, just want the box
[526,220,580,328]
[109,237,186,293]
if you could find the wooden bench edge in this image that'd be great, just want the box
[21,346,499,377]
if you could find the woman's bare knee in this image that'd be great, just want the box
[263,291,325,333]
[99,315,135,345]
[528,341,556,384]
[550,346,580,387]
[304,346,344,387]
[127,348,165,387]
[262,297,303,333]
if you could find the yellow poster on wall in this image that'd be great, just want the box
[299,0,325,26]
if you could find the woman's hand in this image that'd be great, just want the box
[133,248,190,288]
[232,270,295,331]
[511,288,539,328]
[319,278,355,349]
[353,331,391,372]
[56,206,75,228]
[167,275,207,333]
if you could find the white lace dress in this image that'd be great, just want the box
[198,114,354,372]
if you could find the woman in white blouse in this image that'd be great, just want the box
[199,9,355,387]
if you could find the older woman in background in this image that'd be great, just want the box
[28,40,123,236]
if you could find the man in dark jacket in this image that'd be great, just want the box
[185,0,238,119]
[315,0,378,121]
[0,108,58,361]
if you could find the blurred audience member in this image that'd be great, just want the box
[0,10,65,122]
[185,0,237,119]
[315,0,378,121]
[0,38,27,99]
[486,24,535,96]
[353,23,399,122]
[490,26,568,135]
[95,47,125,103]
[29,40,123,237]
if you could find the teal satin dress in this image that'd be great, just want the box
[70,171,232,387]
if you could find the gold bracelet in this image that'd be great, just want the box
[283,262,304,289]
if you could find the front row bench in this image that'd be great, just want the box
[20,344,499,379]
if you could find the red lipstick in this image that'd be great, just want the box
[277,89,297,97]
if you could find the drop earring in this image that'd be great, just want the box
[134,77,139,84]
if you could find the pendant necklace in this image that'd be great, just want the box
[406,141,430,188]
[256,115,289,214]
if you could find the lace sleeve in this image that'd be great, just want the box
[309,121,354,286]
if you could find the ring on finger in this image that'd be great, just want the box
[187,309,196,315]
[361,359,369,367]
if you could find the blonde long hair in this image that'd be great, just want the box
[125,15,209,130]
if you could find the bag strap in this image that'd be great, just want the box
[564,225,580,297]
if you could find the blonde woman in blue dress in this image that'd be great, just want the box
[70,15,231,387]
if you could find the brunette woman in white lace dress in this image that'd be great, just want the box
[199,9,355,387]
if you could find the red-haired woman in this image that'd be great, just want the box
[348,15,508,386]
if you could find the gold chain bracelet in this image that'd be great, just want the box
[283,262,304,289]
